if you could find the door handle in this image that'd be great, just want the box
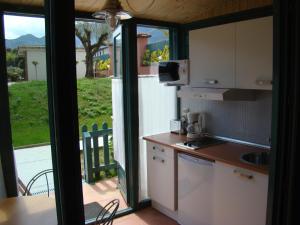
[233,169,253,180]
[256,79,272,86]
[204,79,218,85]
[152,156,165,163]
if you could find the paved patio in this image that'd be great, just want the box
[14,138,105,192]
[14,143,127,216]
[82,177,127,211]
[14,145,54,194]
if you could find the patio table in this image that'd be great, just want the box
[0,195,57,225]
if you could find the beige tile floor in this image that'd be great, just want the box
[82,177,128,211]
[114,207,179,225]
[82,178,178,224]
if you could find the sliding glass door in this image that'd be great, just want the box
[112,26,127,202]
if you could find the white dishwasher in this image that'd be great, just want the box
[178,153,214,225]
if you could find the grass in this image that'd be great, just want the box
[9,78,112,147]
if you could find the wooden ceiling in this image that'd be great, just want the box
[0,0,272,23]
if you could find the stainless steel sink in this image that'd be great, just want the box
[240,151,270,166]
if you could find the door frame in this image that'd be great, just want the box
[111,25,129,205]
[0,12,18,198]
[120,21,139,209]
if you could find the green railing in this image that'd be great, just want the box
[82,122,116,184]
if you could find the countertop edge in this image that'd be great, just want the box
[143,134,269,175]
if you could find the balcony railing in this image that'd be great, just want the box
[82,122,116,184]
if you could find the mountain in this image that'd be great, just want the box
[5,34,83,49]
[5,28,165,50]
[137,27,168,44]
[5,34,44,49]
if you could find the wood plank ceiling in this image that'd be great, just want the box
[0,0,272,23]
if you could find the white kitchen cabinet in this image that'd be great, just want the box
[213,162,268,225]
[236,16,273,90]
[189,23,235,88]
[147,142,176,211]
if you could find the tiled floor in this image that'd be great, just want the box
[114,207,179,225]
[82,177,128,211]
[82,179,178,224]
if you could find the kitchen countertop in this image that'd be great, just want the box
[143,132,269,175]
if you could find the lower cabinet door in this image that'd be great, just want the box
[213,162,268,225]
[147,143,175,211]
[178,154,214,225]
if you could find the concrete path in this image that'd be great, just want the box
[14,137,105,194]
[14,145,54,194]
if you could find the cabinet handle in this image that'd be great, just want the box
[152,156,165,163]
[152,146,156,150]
[256,79,272,86]
[204,79,218,85]
[233,169,253,180]
[160,148,165,152]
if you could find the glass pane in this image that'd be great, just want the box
[4,13,56,213]
[74,21,128,223]
[137,26,177,201]
[111,31,127,201]
[114,34,122,77]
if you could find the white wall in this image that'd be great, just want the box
[111,75,177,201]
[138,75,177,201]
[25,48,86,80]
[112,78,126,170]
[26,49,47,81]
[76,49,86,78]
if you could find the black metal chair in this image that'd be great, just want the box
[94,199,120,225]
[23,169,54,197]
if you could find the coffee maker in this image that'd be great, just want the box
[185,112,206,139]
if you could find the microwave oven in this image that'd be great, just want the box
[158,59,189,86]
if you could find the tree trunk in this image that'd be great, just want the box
[85,53,94,78]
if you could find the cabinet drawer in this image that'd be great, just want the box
[148,142,174,159]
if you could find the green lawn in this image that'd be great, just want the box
[9,78,112,147]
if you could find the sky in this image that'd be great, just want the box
[4,15,45,39]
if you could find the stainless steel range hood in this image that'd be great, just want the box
[177,88,257,101]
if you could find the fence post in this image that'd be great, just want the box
[102,123,110,176]
[82,125,93,184]
[92,123,100,180]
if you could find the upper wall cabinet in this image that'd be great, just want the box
[236,16,273,90]
[189,23,235,88]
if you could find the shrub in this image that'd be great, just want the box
[142,45,169,66]
[96,58,111,71]
[142,49,151,66]
[7,66,24,81]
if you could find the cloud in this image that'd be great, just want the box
[4,15,45,39]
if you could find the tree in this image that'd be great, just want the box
[32,61,38,80]
[142,45,169,66]
[6,49,18,67]
[75,21,110,78]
